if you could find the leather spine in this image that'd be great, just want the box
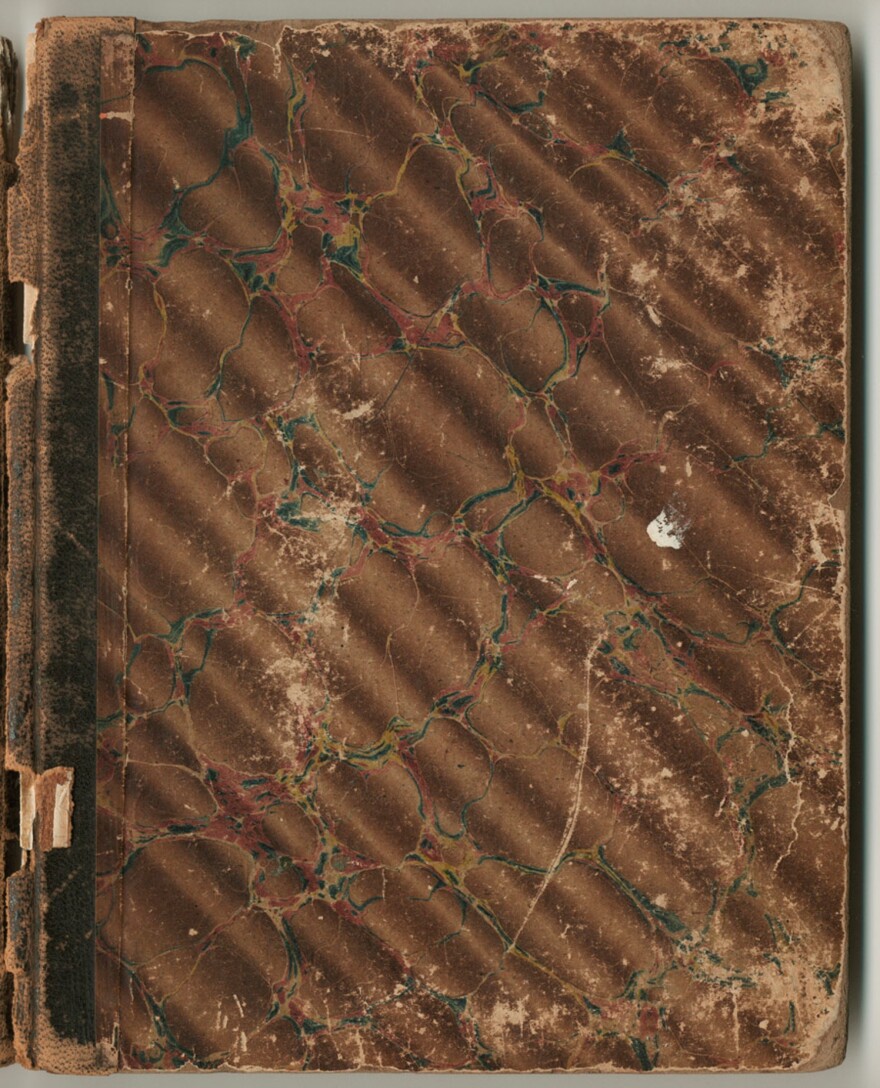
[4,358,35,1066]
[4,27,38,1064]
[0,34,17,1069]
[4,17,133,1073]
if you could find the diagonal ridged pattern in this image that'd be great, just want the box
[96,19,849,1072]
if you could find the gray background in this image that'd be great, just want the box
[0,1,876,1084]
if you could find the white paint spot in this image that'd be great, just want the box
[646,505,690,550]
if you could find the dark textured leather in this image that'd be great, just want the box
[0,33,16,1069]
[6,17,133,1073]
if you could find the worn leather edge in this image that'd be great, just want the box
[0,34,17,1069]
[795,19,853,1074]
[5,16,132,1074]
[132,14,851,33]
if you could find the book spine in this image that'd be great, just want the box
[4,360,35,1067]
[4,26,40,1068]
[0,34,17,1068]
[3,17,133,1073]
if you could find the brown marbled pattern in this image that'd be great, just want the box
[96,19,849,1071]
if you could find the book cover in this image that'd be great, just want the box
[2,16,851,1073]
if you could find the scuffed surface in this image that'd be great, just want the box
[96,18,849,1072]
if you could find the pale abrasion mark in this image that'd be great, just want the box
[17,765,74,850]
[646,505,690,550]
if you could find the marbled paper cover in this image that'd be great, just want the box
[95,18,850,1073]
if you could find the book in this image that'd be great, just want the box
[1,15,851,1073]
